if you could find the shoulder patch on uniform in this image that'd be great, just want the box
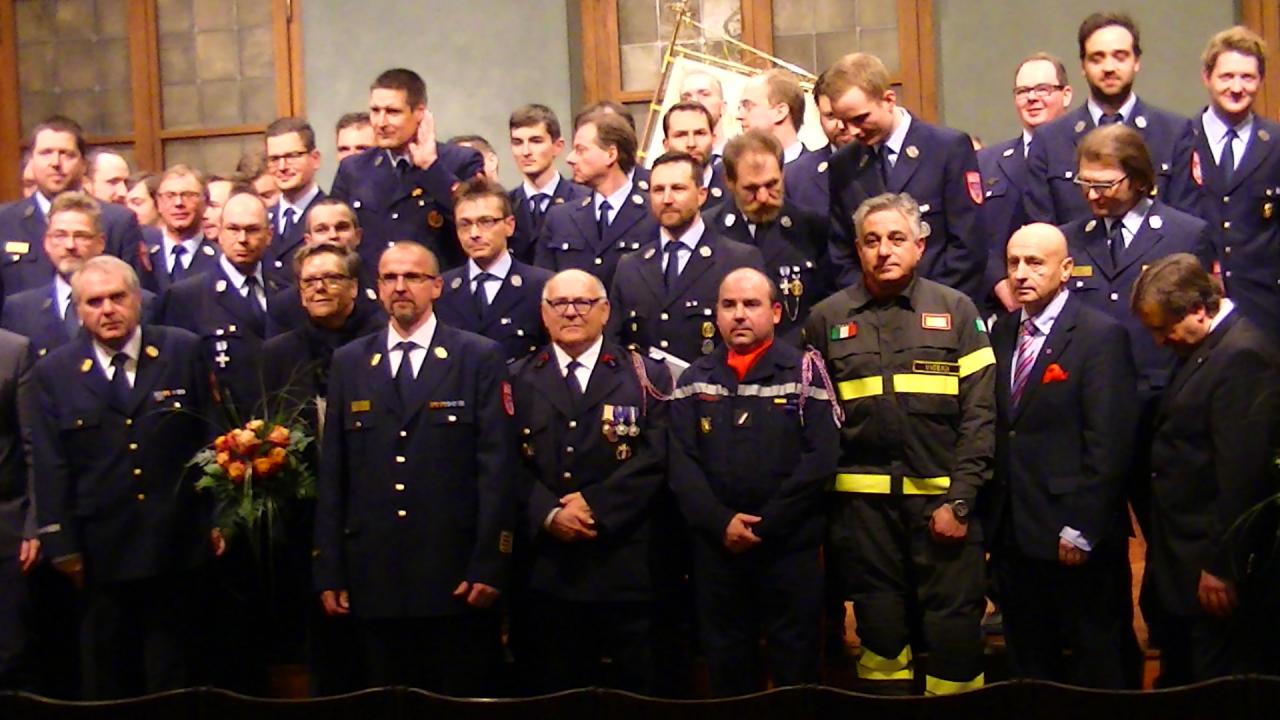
[975,318,986,333]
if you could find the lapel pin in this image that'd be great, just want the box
[818,160,828,173]
[144,345,159,358]
[724,214,735,227]
[555,197,565,204]
[643,247,655,259]
[1149,215,1163,230]
[905,145,919,159]
[781,215,793,228]
[434,346,448,359]
[370,352,382,367]
[202,244,215,256]
[1074,120,1086,133]
[1135,115,1148,129]
[451,277,462,289]
[511,274,523,287]
[1085,219,1097,233]
[374,155,384,167]
[1260,129,1272,142]
[638,179,649,190]
[215,279,227,293]
[699,245,712,257]
[581,198,591,208]
[631,194,644,205]
[411,188,423,197]
[1002,147,1015,157]
[80,358,93,373]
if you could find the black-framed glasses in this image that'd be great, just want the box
[456,216,505,233]
[267,150,311,165]
[299,273,353,289]
[1013,84,1065,100]
[545,297,606,315]
[157,191,203,203]
[1072,175,1129,194]
[378,272,438,286]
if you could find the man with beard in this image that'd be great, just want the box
[507,104,589,264]
[703,130,832,340]
[82,150,130,208]
[535,112,657,288]
[662,102,729,212]
[135,167,222,295]
[263,118,326,287]
[0,116,143,295]
[679,71,730,164]
[1025,12,1200,224]
[783,69,855,215]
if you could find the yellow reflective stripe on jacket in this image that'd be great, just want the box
[925,672,985,695]
[857,645,913,681]
[957,346,996,378]
[892,373,958,396]
[833,474,951,494]
[837,376,883,400]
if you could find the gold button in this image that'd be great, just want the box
[132,468,142,476]
[136,493,145,501]
[354,421,362,428]
[1223,221,1231,229]
[124,418,133,426]
[397,509,407,518]
[128,443,138,451]
[394,483,406,491]
[395,455,406,463]
[593,257,603,265]
[75,419,84,427]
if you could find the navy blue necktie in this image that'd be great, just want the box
[1108,220,1126,266]
[1099,113,1123,126]
[170,244,188,283]
[664,242,685,290]
[474,272,494,316]
[110,352,131,408]
[280,207,297,241]
[565,359,584,399]
[244,276,266,325]
[597,200,612,244]
[530,193,550,229]
[394,341,418,401]
[1222,128,1238,184]
[62,294,78,339]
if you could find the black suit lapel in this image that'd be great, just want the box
[636,245,666,303]
[72,338,112,406]
[212,270,263,337]
[485,271,528,324]
[998,145,1028,188]
[852,145,886,198]
[1159,313,1238,420]
[1115,212,1165,276]
[125,332,168,416]
[602,198,645,250]
[532,352,577,418]
[666,237,715,304]
[21,197,47,241]
[1227,122,1275,194]
[889,122,924,190]
[580,354,624,412]
[399,328,453,422]
[1081,219,1117,279]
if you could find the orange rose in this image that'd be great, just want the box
[267,446,287,465]
[252,457,277,479]
[246,419,266,433]
[215,451,231,468]
[227,461,247,485]
[229,429,261,456]
[214,434,231,453]
[266,425,290,447]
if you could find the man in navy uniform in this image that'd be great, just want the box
[1132,254,1280,683]
[573,101,651,191]
[330,68,484,273]
[824,53,986,298]
[980,53,1075,314]
[136,166,221,295]
[536,112,657,288]
[334,112,375,164]
[0,116,143,296]
[2,194,156,362]
[1193,27,1280,339]
[435,178,551,364]
[988,223,1138,688]
[783,70,854,216]
[314,241,516,696]
[704,130,833,341]
[1025,12,1199,225]
[736,70,813,176]
[82,150,131,208]
[0,328,36,691]
[607,152,763,364]
[157,191,283,417]
[32,256,216,699]
[662,101,730,212]
[508,268,670,694]
[263,118,326,287]
[680,71,730,163]
[508,104,589,264]
[669,267,839,696]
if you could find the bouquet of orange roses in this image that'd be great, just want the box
[191,417,316,544]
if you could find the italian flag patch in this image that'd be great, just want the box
[975,318,987,333]
[830,321,858,340]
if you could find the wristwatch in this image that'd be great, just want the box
[949,499,970,521]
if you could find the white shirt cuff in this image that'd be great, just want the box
[1059,526,1092,552]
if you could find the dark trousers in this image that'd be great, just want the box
[520,593,654,695]
[0,557,30,690]
[993,550,1128,688]
[691,538,822,697]
[828,494,986,687]
[359,612,502,697]
[81,571,203,700]
[1157,608,1263,686]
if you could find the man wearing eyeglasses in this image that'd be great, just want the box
[157,191,284,417]
[1025,12,1200,226]
[506,268,670,694]
[263,118,326,288]
[980,53,1074,314]
[315,241,516,696]
[136,166,221,295]
[435,178,551,365]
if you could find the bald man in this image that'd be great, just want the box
[985,223,1138,688]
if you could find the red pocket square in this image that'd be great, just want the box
[1042,363,1069,384]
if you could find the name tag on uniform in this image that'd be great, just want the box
[1071,265,1093,277]
[4,241,29,254]
[912,360,960,375]
[350,400,371,412]
[921,313,952,331]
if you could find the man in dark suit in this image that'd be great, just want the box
[980,53,1075,314]
[736,70,814,177]
[329,68,484,273]
[573,101,651,192]
[1192,27,1280,339]
[607,152,764,364]
[135,166,221,295]
[781,70,853,216]
[679,71,730,164]
[2,194,157,361]
[704,130,833,341]
[0,328,36,691]
[157,191,283,418]
[263,117,326,287]
[508,268,670,694]
[0,116,143,296]
[1132,253,1280,683]
[507,104,589,264]
[334,112,375,164]
[824,53,986,299]
[435,178,551,365]
[536,112,657,288]
[314,241,516,696]
[32,256,216,699]
[987,223,1137,688]
[1025,12,1200,225]
[661,102,730,213]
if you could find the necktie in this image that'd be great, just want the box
[530,193,550,228]
[1009,319,1037,408]
[877,144,892,186]
[110,352,132,408]
[664,242,685,290]
[280,207,297,240]
[1098,113,1123,126]
[170,244,188,282]
[394,157,410,177]
[244,276,266,325]
[1108,219,1126,267]
[564,359,584,399]
[1222,128,1238,184]
[474,271,494,316]
[394,341,418,401]
[62,294,79,339]
[597,200,612,244]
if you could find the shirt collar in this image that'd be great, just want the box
[93,327,142,373]
[882,107,912,158]
[218,255,264,291]
[1202,107,1254,146]
[660,215,706,251]
[553,334,603,375]
[782,141,805,164]
[1019,287,1070,335]
[54,274,73,313]
[594,180,634,215]
[1209,298,1235,333]
[162,226,203,248]
[523,173,561,199]
[387,311,437,348]
[1021,128,1035,153]
[1111,196,1153,237]
[34,192,52,218]
[1087,93,1138,125]
[701,164,714,188]
[468,251,512,282]
[385,148,412,167]
[279,184,319,219]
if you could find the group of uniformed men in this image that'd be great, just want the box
[0,9,1277,703]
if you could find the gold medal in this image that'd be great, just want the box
[427,210,444,229]
[792,278,804,297]
[701,321,715,339]
[616,442,632,461]
[1265,202,1274,220]
[701,339,714,355]
[604,422,618,442]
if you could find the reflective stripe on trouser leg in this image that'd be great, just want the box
[925,672,985,695]
[856,644,913,680]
